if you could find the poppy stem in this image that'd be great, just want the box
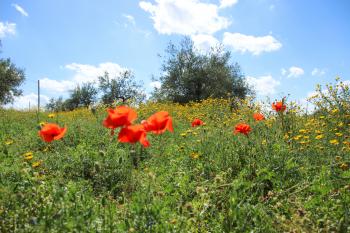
[139,145,144,162]
[131,144,138,167]
[159,135,165,156]
[280,112,286,134]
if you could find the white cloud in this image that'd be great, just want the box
[12,4,29,17]
[191,34,220,53]
[65,62,127,84]
[137,28,152,38]
[246,75,280,96]
[150,81,161,89]
[122,14,136,26]
[5,93,49,109]
[222,32,282,55]
[40,78,75,93]
[0,22,16,38]
[281,66,304,78]
[119,14,152,37]
[281,68,287,76]
[288,66,304,78]
[39,62,127,94]
[139,0,231,35]
[219,0,238,9]
[311,68,326,76]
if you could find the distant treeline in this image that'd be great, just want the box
[45,70,145,112]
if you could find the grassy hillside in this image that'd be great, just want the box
[1,93,349,232]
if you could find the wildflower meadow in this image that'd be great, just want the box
[0,79,349,232]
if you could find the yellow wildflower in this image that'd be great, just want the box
[48,113,55,118]
[293,135,302,140]
[335,133,343,137]
[169,219,177,224]
[335,156,342,161]
[307,118,315,123]
[331,109,339,114]
[339,163,349,171]
[329,139,339,145]
[23,152,33,157]
[190,152,200,159]
[315,135,324,140]
[24,154,33,160]
[299,129,307,134]
[5,139,14,145]
[319,116,325,119]
[32,160,42,168]
[180,133,187,137]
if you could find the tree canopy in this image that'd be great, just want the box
[65,83,98,110]
[152,37,252,103]
[0,58,25,105]
[46,97,65,112]
[98,70,145,105]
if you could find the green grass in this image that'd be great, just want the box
[0,100,349,232]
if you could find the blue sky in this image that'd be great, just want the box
[1,0,349,109]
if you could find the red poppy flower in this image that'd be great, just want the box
[142,111,173,134]
[272,101,286,112]
[253,113,265,121]
[118,125,150,147]
[39,123,67,142]
[234,123,251,136]
[191,118,204,127]
[103,106,137,134]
